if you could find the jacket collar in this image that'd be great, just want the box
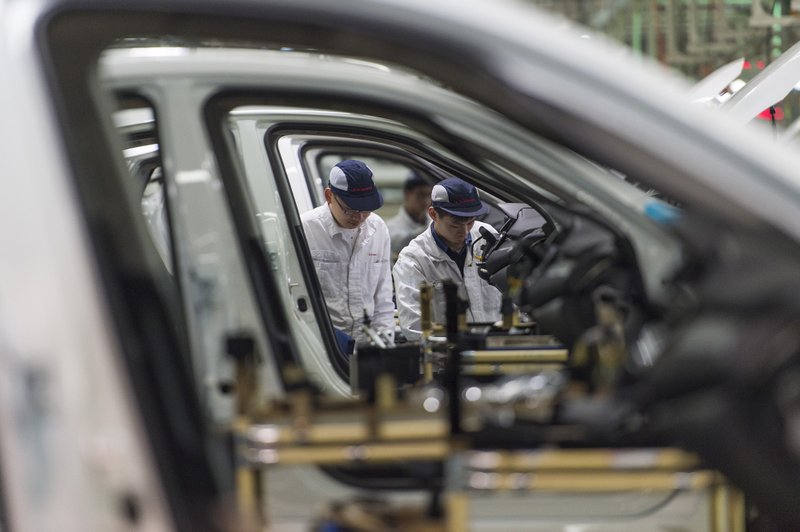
[399,207,430,228]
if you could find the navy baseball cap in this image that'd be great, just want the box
[328,160,384,212]
[431,177,488,217]
[403,170,429,192]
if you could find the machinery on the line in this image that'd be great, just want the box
[226,202,767,531]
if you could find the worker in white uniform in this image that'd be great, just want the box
[302,160,395,352]
[393,177,502,341]
[385,172,432,259]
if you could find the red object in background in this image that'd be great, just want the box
[756,107,784,121]
[742,60,767,70]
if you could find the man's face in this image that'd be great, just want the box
[405,185,433,222]
[326,189,371,229]
[430,207,475,251]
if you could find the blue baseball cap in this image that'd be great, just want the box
[431,177,488,217]
[328,160,384,212]
[403,170,429,192]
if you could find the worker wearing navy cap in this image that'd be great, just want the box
[301,160,394,351]
[385,171,433,258]
[393,177,502,341]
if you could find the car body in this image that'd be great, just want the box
[701,38,800,141]
[2,0,800,531]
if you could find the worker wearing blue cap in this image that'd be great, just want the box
[302,160,394,351]
[393,177,502,341]
[385,171,433,258]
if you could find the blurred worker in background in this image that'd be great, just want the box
[393,177,502,341]
[385,171,432,259]
[302,160,395,353]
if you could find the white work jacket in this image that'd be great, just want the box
[385,208,431,257]
[301,205,395,344]
[392,221,502,341]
